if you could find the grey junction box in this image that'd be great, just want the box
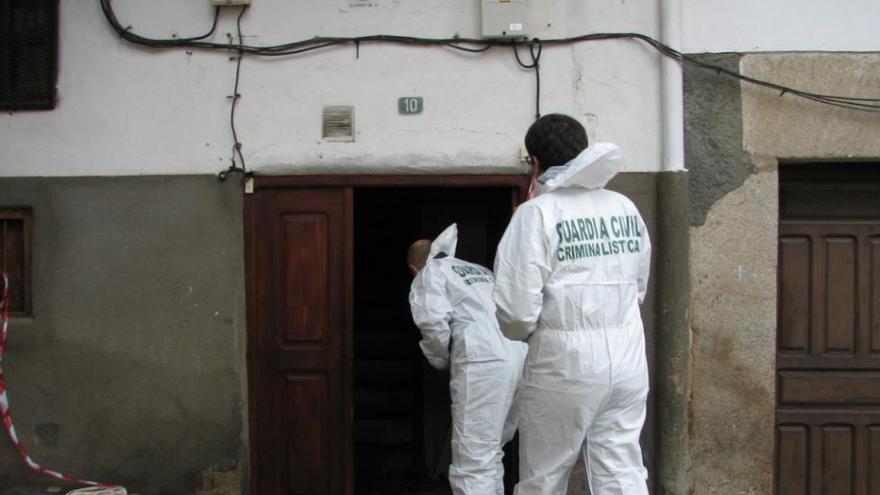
[481,0,528,39]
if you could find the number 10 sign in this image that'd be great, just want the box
[398,97,423,115]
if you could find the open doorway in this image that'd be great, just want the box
[352,187,515,494]
[246,176,527,495]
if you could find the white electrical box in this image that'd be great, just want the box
[481,0,527,39]
[209,0,250,6]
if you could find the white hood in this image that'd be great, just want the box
[536,142,622,195]
[429,223,458,259]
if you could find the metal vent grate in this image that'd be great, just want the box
[322,105,355,142]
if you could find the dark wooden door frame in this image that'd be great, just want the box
[244,174,529,495]
[252,174,529,192]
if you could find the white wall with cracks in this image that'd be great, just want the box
[4,0,658,177]
[1,0,877,178]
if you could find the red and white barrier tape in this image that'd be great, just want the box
[0,272,124,494]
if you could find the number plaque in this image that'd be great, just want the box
[398,97,423,115]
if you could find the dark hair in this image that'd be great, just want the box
[524,114,589,172]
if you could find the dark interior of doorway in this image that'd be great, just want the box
[353,186,516,495]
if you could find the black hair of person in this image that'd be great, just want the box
[524,114,589,172]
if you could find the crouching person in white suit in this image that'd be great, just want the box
[408,224,527,495]
[494,114,652,495]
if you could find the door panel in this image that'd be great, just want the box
[776,412,880,495]
[779,371,880,406]
[777,425,809,493]
[285,373,330,494]
[777,165,880,495]
[779,236,811,353]
[871,239,880,354]
[824,237,857,353]
[282,214,330,344]
[870,428,880,494]
[778,223,880,369]
[250,188,352,495]
[822,425,854,494]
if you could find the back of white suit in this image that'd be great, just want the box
[493,143,651,495]
[410,229,527,495]
[414,256,523,362]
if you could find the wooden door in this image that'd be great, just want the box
[247,187,353,495]
[776,164,880,494]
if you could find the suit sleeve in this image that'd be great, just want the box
[637,213,652,304]
[493,203,551,341]
[408,263,453,370]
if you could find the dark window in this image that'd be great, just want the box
[0,208,32,316]
[0,0,58,110]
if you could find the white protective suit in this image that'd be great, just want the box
[493,143,651,495]
[409,224,528,495]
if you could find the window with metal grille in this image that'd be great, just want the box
[0,0,58,111]
[1,209,32,317]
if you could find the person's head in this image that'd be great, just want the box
[524,113,589,173]
[407,239,432,276]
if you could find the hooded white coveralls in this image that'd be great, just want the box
[493,144,651,495]
[409,224,528,495]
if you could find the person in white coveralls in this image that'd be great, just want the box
[408,224,528,495]
[493,114,652,495]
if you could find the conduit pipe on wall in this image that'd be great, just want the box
[660,0,685,172]
[656,0,691,493]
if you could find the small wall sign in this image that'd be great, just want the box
[398,97,423,115]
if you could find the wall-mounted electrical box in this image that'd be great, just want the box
[481,0,527,39]
[209,0,250,6]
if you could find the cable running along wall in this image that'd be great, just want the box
[98,0,880,178]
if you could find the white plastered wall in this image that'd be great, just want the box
[681,0,880,53]
[2,1,878,177]
[0,0,665,177]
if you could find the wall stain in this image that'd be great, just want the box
[35,423,59,448]
[684,53,755,226]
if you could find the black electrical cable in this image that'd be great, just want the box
[218,6,251,182]
[513,39,542,120]
[443,40,494,53]
[551,32,880,112]
[99,0,880,114]
[99,1,880,178]
[100,0,220,46]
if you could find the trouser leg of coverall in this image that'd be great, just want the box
[448,358,520,495]
[493,388,521,495]
[513,385,594,495]
[513,330,611,495]
[584,396,648,495]
[585,334,649,494]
